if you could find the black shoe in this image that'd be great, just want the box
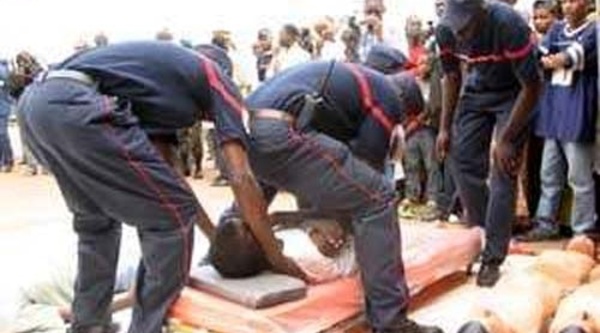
[211,176,229,187]
[457,321,490,333]
[67,323,120,333]
[515,223,561,242]
[386,318,444,333]
[476,263,501,287]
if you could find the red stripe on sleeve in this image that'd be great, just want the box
[197,56,245,116]
[345,64,395,135]
[503,36,535,60]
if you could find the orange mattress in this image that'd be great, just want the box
[168,225,482,333]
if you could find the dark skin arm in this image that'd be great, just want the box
[221,141,309,281]
[436,71,462,161]
[59,284,136,322]
[493,78,541,176]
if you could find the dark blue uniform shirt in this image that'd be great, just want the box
[437,1,540,112]
[58,41,248,146]
[246,61,404,169]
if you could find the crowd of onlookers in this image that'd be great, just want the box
[0,0,598,244]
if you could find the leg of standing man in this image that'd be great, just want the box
[19,79,197,333]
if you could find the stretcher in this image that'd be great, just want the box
[168,225,482,333]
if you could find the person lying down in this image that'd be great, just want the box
[208,212,358,283]
[457,235,597,333]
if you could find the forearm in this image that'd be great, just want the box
[221,141,282,261]
[440,72,461,132]
[499,80,541,143]
[109,289,135,314]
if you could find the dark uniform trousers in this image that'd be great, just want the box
[450,100,529,265]
[249,117,409,332]
[17,78,196,333]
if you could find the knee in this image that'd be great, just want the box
[567,169,594,193]
[450,153,486,179]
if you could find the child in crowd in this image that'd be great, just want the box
[519,0,597,241]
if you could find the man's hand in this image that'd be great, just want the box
[493,139,519,176]
[307,220,347,258]
[436,129,451,161]
[221,141,311,282]
[541,53,568,70]
[269,254,311,282]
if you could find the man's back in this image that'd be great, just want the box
[246,61,403,167]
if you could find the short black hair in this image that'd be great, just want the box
[209,216,270,278]
[533,0,560,15]
[282,24,300,38]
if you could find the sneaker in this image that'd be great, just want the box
[193,170,204,179]
[476,263,501,287]
[211,176,229,187]
[457,321,490,333]
[515,222,561,242]
[24,167,38,176]
[1,163,13,173]
[387,318,444,333]
[399,199,420,219]
[418,201,442,222]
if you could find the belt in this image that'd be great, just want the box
[251,109,295,126]
[43,69,96,87]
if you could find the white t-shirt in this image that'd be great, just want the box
[267,44,311,78]
[278,229,357,283]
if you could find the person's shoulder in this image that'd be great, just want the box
[544,20,568,40]
[435,24,456,47]
[579,20,597,37]
[489,2,527,26]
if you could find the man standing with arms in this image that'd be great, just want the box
[436,0,541,286]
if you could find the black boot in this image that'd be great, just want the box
[457,321,490,333]
[384,318,444,333]
[476,263,501,287]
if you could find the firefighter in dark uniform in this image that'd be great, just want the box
[216,60,443,333]
[17,41,305,333]
[436,0,541,286]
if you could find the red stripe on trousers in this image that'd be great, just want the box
[99,96,190,282]
[289,129,387,205]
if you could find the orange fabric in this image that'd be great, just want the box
[169,225,482,333]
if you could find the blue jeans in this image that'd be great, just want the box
[536,140,596,234]
[450,104,529,265]
[405,127,440,202]
[248,118,409,332]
